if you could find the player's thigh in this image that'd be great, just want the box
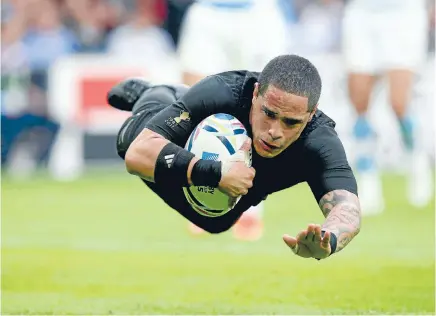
[117,83,189,158]
[116,102,167,159]
[177,4,230,77]
[342,8,378,74]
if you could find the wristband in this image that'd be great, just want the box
[155,143,195,187]
[191,159,222,187]
[323,230,337,255]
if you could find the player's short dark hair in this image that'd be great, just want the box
[258,55,322,112]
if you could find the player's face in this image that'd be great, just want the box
[250,83,316,158]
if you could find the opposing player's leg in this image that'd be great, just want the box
[342,7,384,215]
[387,69,433,207]
[388,70,415,149]
[347,73,385,215]
[382,8,433,207]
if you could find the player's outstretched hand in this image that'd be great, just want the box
[282,224,331,259]
[219,138,255,199]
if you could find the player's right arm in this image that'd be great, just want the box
[125,128,254,197]
[124,75,255,197]
[124,128,193,182]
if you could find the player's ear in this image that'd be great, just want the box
[253,82,259,100]
[309,103,318,121]
[252,83,260,108]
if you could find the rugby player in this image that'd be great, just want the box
[109,54,362,260]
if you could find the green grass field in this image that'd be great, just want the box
[2,172,435,315]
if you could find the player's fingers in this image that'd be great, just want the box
[296,230,308,242]
[245,180,253,189]
[227,190,240,198]
[283,234,299,254]
[306,224,316,242]
[321,230,331,249]
[239,188,249,196]
[314,225,322,242]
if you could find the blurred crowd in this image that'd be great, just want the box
[1,0,175,115]
[1,0,435,175]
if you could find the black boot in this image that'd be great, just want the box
[107,79,151,111]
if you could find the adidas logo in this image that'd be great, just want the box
[165,154,175,168]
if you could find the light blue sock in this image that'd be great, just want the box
[398,116,414,151]
[353,115,376,172]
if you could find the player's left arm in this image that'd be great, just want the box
[283,126,361,259]
[283,190,361,259]
[319,189,361,253]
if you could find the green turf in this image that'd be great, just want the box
[2,172,435,315]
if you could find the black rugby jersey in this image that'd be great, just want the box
[143,71,357,233]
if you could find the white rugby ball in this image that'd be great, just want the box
[183,113,251,217]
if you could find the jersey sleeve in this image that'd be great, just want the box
[304,126,358,202]
[144,75,241,146]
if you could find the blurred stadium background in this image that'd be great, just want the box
[1,0,435,314]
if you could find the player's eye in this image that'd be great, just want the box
[262,106,275,118]
[284,120,298,128]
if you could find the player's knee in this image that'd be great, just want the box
[138,86,178,105]
[172,84,190,99]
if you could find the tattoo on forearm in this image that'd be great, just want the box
[319,190,361,253]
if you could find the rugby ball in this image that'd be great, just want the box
[183,113,251,217]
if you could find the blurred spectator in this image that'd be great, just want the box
[106,0,175,61]
[163,0,194,47]
[23,0,78,91]
[1,0,30,116]
[1,0,67,176]
[62,0,121,52]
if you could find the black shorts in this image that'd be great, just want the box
[115,85,243,233]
